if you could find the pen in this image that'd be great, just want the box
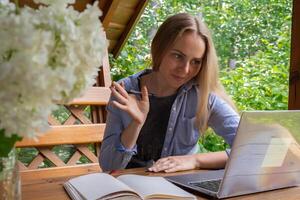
[128,89,154,97]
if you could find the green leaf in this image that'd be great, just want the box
[0,129,22,157]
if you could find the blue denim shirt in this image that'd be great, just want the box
[99,70,240,171]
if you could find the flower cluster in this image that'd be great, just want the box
[0,0,107,155]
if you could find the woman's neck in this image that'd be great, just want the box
[141,71,178,97]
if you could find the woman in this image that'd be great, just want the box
[99,13,240,173]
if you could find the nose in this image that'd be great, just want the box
[180,61,190,74]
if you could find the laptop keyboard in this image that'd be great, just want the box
[189,179,222,193]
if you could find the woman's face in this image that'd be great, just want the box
[158,31,206,90]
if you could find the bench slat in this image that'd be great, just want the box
[20,163,101,182]
[68,87,111,105]
[16,124,105,147]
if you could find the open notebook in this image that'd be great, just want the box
[64,172,196,200]
[166,110,300,199]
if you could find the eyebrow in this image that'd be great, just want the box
[171,49,202,60]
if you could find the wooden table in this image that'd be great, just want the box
[21,164,300,200]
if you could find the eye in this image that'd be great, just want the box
[191,59,202,67]
[172,53,183,60]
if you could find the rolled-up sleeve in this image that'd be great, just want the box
[99,99,137,171]
[208,94,240,147]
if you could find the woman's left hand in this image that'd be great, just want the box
[148,155,199,173]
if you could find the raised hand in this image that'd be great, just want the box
[148,155,199,173]
[110,81,150,124]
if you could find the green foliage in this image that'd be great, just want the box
[221,22,290,111]
[200,0,292,68]
[17,148,39,167]
[18,144,96,167]
[0,129,22,158]
[52,105,71,124]
[198,128,229,152]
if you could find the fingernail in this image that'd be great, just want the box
[146,168,152,172]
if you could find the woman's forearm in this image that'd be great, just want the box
[120,120,144,149]
[195,151,228,169]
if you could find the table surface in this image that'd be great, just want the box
[21,164,300,200]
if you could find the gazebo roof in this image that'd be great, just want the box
[99,0,149,57]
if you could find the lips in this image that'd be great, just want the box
[171,74,186,82]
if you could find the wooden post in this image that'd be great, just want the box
[289,0,300,109]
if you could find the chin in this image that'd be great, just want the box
[169,82,184,90]
[164,77,186,89]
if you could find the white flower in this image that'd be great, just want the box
[0,1,108,138]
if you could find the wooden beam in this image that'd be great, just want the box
[100,0,122,29]
[112,0,149,57]
[97,49,112,87]
[289,0,300,109]
[15,124,105,147]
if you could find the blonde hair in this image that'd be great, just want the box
[151,13,237,133]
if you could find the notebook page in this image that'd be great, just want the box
[68,173,139,200]
[117,174,196,199]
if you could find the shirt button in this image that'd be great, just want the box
[164,147,167,151]
[168,127,172,131]
[172,107,176,111]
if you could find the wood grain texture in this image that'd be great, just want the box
[101,0,122,29]
[67,105,92,124]
[38,148,66,167]
[68,87,111,105]
[21,167,300,200]
[76,145,98,163]
[15,124,105,147]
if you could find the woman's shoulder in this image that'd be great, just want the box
[208,92,227,109]
[208,92,238,118]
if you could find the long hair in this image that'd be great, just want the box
[151,13,237,133]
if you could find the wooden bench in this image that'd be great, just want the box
[15,49,112,173]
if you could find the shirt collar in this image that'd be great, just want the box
[129,69,198,94]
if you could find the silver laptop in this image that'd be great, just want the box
[166,110,300,199]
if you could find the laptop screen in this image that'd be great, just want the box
[219,110,300,198]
